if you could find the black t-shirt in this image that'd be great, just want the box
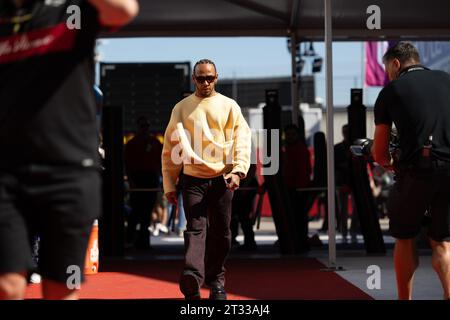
[0,0,100,168]
[374,65,450,164]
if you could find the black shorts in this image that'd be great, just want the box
[0,165,101,283]
[387,164,450,242]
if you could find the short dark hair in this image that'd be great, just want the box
[193,59,217,74]
[382,42,420,65]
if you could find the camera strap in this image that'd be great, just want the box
[398,65,429,78]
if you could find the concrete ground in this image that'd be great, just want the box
[148,217,446,300]
[315,252,444,300]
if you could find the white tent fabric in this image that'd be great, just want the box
[108,0,450,40]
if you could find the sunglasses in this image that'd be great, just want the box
[195,75,216,83]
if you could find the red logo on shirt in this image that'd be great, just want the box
[0,23,77,64]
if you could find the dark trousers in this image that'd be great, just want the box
[181,174,234,287]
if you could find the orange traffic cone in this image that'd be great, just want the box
[84,219,99,275]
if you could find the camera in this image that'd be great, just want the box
[350,128,401,170]
[350,138,373,159]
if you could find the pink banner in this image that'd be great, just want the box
[365,42,388,87]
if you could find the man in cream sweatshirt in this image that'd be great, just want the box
[162,59,251,300]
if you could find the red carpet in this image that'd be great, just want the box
[25,258,372,300]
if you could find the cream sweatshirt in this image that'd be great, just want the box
[162,92,252,194]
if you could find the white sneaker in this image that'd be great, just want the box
[30,273,41,284]
[157,223,169,234]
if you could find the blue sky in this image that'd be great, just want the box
[97,37,383,106]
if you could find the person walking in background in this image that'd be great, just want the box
[334,124,359,243]
[124,116,163,250]
[283,124,312,253]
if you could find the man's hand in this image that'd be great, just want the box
[89,0,139,26]
[165,192,178,206]
[223,173,241,191]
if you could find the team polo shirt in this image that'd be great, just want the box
[374,65,450,164]
[0,0,100,168]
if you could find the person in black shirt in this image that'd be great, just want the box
[334,124,358,242]
[372,42,450,300]
[124,116,162,250]
[0,0,138,300]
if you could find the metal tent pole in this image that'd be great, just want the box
[324,0,337,269]
[290,32,299,126]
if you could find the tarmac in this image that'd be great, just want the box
[146,217,445,300]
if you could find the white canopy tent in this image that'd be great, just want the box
[110,0,450,40]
